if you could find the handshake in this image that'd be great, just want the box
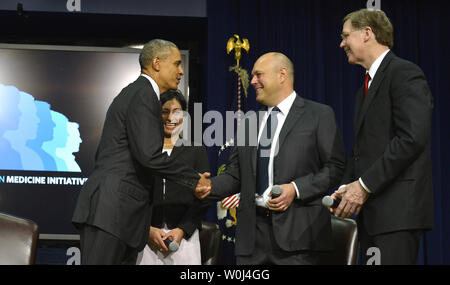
[194,172,212,200]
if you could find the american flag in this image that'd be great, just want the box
[221,193,240,209]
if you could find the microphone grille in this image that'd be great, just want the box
[169,241,179,252]
[322,196,334,207]
[272,185,282,196]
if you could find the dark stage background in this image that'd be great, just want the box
[0,0,448,264]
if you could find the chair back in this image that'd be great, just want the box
[319,215,358,265]
[0,212,39,265]
[199,221,221,265]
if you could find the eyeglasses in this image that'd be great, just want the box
[340,29,362,41]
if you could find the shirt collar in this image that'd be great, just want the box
[140,73,160,100]
[268,91,297,116]
[367,49,390,80]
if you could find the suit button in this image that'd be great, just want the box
[354,156,359,161]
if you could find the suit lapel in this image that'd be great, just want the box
[169,141,185,160]
[278,95,306,150]
[250,97,306,174]
[353,86,365,138]
[139,76,164,137]
[170,137,194,159]
[251,107,266,176]
[354,51,394,138]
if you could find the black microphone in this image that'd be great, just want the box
[271,185,282,199]
[164,237,179,252]
[322,195,341,208]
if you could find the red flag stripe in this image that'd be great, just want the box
[221,194,240,208]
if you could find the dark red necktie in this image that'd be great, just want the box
[364,72,371,99]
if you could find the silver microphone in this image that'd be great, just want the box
[322,195,341,208]
[271,185,283,199]
[164,238,179,252]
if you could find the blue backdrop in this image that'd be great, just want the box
[205,0,450,264]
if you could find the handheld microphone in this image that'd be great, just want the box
[322,195,341,208]
[271,185,283,199]
[164,237,179,252]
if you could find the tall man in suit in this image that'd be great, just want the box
[331,9,434,265]
[72,39,210,265]
[206,52,346,264]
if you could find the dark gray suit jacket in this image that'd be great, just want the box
[209,95,346,256]
[342,51,434,235]
[72,76,200,250]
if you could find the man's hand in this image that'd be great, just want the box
[329,185,346,213]
[267,183,296,212]
[194,172,211,200]
[333,180,370,218]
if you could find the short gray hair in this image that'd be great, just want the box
[343,9,394,48]
[139,39,178,70]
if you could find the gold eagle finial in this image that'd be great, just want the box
[227,34,250,68]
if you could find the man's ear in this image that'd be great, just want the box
[363,26,373,43]
[279,67,288,83]
[152,56,160,72]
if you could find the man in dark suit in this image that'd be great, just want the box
[72,39,210,264]
[207,52,346,264]
[331,9,434,265]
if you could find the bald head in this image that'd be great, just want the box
[266,52,295,80]
[251,52,295,107]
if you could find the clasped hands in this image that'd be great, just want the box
[193,177,298,212]
[148,226,184,254]
[194,172,212,199]
[329,180,370,219]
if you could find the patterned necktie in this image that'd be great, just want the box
[256,106,280,196]
[364,72,371,99]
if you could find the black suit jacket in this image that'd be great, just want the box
[151,140,210,238]
[342,51,434,235]
[209,95,346,256]
[72,76,200,250]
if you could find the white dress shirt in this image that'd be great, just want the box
[366,49,390,89]
[256,91,301,207]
